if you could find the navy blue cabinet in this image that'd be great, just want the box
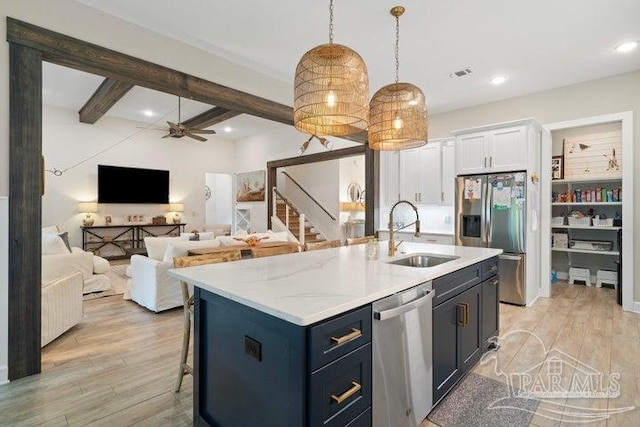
[432,257,499,406]
[193,288,372,427]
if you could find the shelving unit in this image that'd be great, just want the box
[551,176,622,282]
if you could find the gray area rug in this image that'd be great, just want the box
[428,373,539,427]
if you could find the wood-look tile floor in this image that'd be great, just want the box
[1,282,638,426]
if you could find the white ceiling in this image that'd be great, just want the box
[44,0,640,138]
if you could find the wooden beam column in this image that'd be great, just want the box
[182,107,241,129]
[9,43,43,379]
[364,144,378,236]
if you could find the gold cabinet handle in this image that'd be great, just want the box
[489,265,497,272]
[459,302,469,326]
[456,303,465,326]
[331,328,362,345]
[490,279,499,286]
[331,381,361,404]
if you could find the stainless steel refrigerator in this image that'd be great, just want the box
[455,172,527,305]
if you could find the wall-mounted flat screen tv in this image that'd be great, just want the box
[98,165,170,204]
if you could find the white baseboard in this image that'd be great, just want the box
[0,366,8,385]
[633,301,640,314]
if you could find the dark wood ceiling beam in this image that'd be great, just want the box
[182,107,241,129]
[78,78,134,124]
[6,18,367,144]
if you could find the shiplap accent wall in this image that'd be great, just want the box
[563,130,622,179]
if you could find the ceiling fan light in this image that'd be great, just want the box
[294,43,369,137]
[369,82,428,150]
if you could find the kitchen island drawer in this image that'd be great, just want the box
[481,256,499,280]
[309,305,372,371]
[309,343,372,427]
[433,262,481,306]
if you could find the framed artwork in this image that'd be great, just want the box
[236,170,266,202]
[551,156,563,180]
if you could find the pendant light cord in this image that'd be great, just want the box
[328,0,334,44]
[395,13,400,83]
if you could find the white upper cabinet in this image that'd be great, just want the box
[381,150,400,206]
[440,138,456,206]
[400,142,441,205]
[454,119,540,175]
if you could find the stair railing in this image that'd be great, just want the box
[273,187,307,245]
[280,171,337,221]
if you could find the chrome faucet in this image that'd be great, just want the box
[388,200,421,257]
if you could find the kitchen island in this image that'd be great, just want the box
[169,241,502,427]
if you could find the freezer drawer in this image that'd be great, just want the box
[498,253,525,305]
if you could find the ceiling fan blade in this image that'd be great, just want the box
[161,133,172,139]
[189,129,217,134]
[184,131,207,142]
[167,121,180,131]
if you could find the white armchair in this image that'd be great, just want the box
[129,254,183,312]
[42,248,111,294]
[42,270,83,347]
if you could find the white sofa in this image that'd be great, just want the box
[42,229,112,294]
[42,270,83,347]
[129,231,289,312]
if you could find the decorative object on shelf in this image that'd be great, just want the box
[78,202,98,226]
[152,215,167,225]
[169,203,184,224]
[369,5,427,151]
[294,0,369,137]
[551,156,563,180]
[236,170,265,202]
[298,135,333,155]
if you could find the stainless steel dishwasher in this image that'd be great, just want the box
[373,281,434,427]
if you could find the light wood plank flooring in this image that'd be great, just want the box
[1,282,638,426]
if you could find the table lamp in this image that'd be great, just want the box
[168,203,184,224]
[78,202,98,226]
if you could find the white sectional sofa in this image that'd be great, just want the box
[41,270,83,347]
[41,229,112,294]
[129,231,289,312]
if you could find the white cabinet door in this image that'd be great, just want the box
[381,151,400,207]
[455,132,488,175]
[413,234,454,245]
[399,147,422,203]
[440,138,455,205]
[419,143,442,205]
[488,125,527,172]
[400,143,441,205]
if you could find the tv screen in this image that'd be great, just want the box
[98,165,169,204]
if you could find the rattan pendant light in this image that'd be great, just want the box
[369,6,428,151]
[294,0,369,137]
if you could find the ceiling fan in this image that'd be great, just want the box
[147,96,216,142]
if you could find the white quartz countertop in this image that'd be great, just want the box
[168,242,502,326]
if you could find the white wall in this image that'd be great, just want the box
[284,161,341,240]
[234,125,360,232]
[429,70,640,301]
[42,106,236,248]
[0,197,8,384]
[339,156,366,238]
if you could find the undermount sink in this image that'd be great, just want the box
[387,253,460,268]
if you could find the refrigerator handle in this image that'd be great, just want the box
[485,179,492,245]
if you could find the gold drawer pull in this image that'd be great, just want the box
[331,328,362,345]
[331,381,361,404]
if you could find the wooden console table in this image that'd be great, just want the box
[81,223,186,259]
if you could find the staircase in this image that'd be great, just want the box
[273,190,326,245]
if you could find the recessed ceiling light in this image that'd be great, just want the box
[490,75,507,85]
[223,126,232,133]
[615,41,638,53]
[143,110,155,117]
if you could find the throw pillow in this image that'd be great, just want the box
[42,233,71,255]
[179,232,214,241]
[57,231,72,252]
[189,234,200,241]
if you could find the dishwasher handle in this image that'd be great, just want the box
[374,289,434,321]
